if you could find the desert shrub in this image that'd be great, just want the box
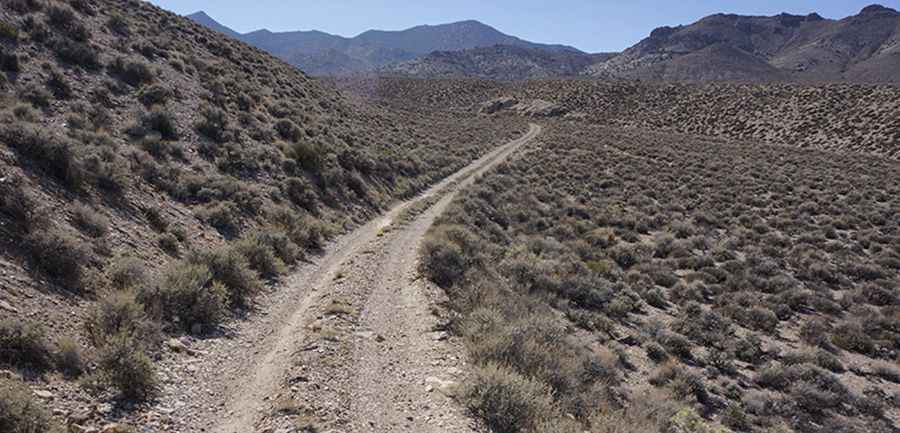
[106,14,130,36]
[138,133,170,158]
[463,364,558,433]
[25,228,91,287]
[12,104,38,121]
[46,69,72,99]
[136,84,171,106]
[131,107,178,140]
[609,244,642,269]
[790,381,843,415]
[421,234,466,288]
[799,318,833,350]
[83,147,131,193]
[706,348,737,375]
[641,288,668,309]
[813,350,845,373]
[284,177,319,213]
[731,335,765,364]
[639,264,678,288]
[84,290,158,348]
[646,342,669,363]
[861,283,898,307]
[171,226,189,243]
[200,201,242,236]
[109,57,154,87]
[233,236,286,278]
[0,320,54,371]
[1,125,86,189]
[831,322,875,355]
[188,248,261,308]
[0,178,45,234]
[47,6,90,42]
[743,306,779,334]
[274,119,302,141]
[47,5,76,28]
[589,389,683,433]
[657,331,693,360]
[7,0,43,13]
[107,257,147,290]
[54,337,84,377]
[52,39,100,69]
[720,404,750,431]
[673,305,732,347]
[142,262,225,328]
[267,207,328,250]
[70,203,108,238]
[873,361,900,384]
[96,332,157,401]
[668,370,710,405]
[0,49,20,73]
[0,21,19,41]
[605,294,636,318]
[19,84,51,108]
[284,140,324,172]
[251,231,300,265]
[158,233,180,256]
[0,378,60,433]
[195,106,229,143]
[139,207,169,233]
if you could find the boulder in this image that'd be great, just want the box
[479,96,518,114]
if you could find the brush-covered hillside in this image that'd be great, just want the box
[0,0,523,429]
[423,120,900,433]
[342,78,900,159]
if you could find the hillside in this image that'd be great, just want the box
[343,78,900,159]
[588,5,900,82]
[0,1,524,430]
[187,12,581,76]
[380,44,616,80]
[425,120,900,433]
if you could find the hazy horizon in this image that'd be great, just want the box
[145,0,899,53]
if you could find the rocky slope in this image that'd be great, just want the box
[588,4,900,82]
[187,12,581,76]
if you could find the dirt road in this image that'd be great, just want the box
[154,124,541,433]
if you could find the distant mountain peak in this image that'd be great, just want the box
[860,4,899,15]
[188,13,580,75]
[187,11,209,19]
[186,11,240,37]
[587,6,900,83]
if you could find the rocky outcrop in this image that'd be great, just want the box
[480,97,566,117]
[479,96,519,114]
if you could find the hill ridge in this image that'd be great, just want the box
[187,11,581,75]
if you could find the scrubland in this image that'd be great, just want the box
[423,121,900,433]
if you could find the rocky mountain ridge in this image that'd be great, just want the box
[187,12,580,76]
[347,4,900,82]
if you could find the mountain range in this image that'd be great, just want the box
[187,12,579,76]
[190,5,900,82]
[588,4,900,82]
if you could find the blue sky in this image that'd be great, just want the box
[146,0,899,52]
